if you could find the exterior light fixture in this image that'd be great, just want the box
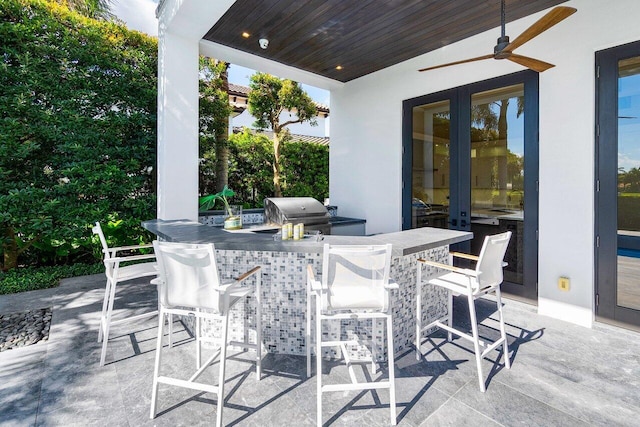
[242,32,250,38]
[259,38,269,49]
[336,65,343,70]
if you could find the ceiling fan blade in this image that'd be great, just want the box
[418,54,494,72]
[507,53,555,72]
[504,6,577,52]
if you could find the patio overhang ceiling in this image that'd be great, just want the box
[203,0,569,83]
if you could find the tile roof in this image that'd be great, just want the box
[232,127,329,146]
[228,83,329,113]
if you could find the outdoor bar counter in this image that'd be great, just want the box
[143,219,472,359]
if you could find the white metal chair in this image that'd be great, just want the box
[416,231,512,392]
[92,222,158,367]
[307,244,397,426]
[150,241,262,427]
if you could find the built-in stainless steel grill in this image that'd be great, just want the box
[264,197,331,235]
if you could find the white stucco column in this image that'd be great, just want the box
[157,28,199,220]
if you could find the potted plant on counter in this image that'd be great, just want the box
[199,185,243,230]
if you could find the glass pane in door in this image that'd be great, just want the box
[617,55,640,311]
[411,100,450,229]
[470,84,525,285]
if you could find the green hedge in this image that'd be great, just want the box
[226,128,329,207]
[0,0,158,270]
[618,195,640,231]
[0,263,104,295]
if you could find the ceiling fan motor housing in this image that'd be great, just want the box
[494,35,511,58]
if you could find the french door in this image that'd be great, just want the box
[403,71,539,301]
[596,40,640,329]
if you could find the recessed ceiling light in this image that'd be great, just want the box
[336,65,343,70]
[242,32,250,38]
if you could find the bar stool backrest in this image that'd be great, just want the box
[475,231,512,292]
[322,244,392,312]
[92,222,110,257]
[153,241,223,313]
[92,222,115,280]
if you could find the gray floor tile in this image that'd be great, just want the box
[452,380,590,427]
[419,397,502,427]
[2,275,640,426]
[500,350,640,426]
[0,344,47,427]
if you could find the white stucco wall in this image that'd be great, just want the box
[330,0,640,326]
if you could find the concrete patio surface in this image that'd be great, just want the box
[1,273,639,426]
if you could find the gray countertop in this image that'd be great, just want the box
[142,219,472,257]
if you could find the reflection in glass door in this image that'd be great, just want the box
[596,40,640,329]
[411,100,450,229]
[617,56,640,313]
[470,85,525,286]
[404,71,539,301]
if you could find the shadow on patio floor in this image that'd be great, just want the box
[1,273,639,426]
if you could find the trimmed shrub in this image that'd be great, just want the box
[0,0,158,270]
[0,263,104,294]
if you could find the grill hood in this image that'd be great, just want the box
[264,197,331,234]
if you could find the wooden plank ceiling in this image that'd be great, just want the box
[204,0,568,82]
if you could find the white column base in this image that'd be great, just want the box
[537,297,593,328]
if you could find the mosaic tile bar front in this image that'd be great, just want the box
[182,245,450,361]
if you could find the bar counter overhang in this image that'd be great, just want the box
[143,219,472,360]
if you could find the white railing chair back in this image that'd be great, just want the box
[416,231,512,392]
[307,243,397,426]
[474,231,511,292]
[150,241,262,427]
[155,242,223,312]
[92,222,157,366]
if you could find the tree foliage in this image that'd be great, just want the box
[0,0,157,270]
[53,0,114,20]
[248,73,317,197]
[281,139,329,201]
[222,128,329,208]
[619,167,640,192]
[227,128,273,206]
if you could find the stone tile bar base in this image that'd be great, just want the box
[182,246,449,361]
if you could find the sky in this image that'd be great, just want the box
[111,0,330,106]
[618,73,640,172]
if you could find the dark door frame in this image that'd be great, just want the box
[402,70,539,301]
[595,39,640,328]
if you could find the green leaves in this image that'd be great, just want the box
[247,73,319,197]
[199,185,235,213]
[0,262,104,294]
[247,72,318,132]
[281,141,329,200]
[220,128,328,207]
[1,0,157,270]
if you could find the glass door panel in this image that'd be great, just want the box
[470,84,525,286]
[403,70,538,301]
[617,55,640,311]
[596,40,640,329]
[411,100,450,229]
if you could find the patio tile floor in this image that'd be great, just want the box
[1,273,639,426]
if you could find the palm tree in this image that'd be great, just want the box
[198,57,232,195]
